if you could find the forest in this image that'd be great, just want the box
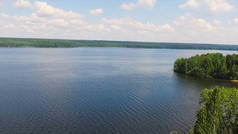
[174,53,238,80]
[1,38,238,50]
[188,87,238,134]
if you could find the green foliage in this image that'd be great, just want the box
[188,129,194,134]
[1,38,238,50]
[174,53,238,80]
[191,87,238,134]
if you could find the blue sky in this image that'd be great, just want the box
[0,0,238,44]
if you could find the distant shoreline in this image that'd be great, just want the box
[1,37,238,51]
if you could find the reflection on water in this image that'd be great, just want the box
[0,48,237,134]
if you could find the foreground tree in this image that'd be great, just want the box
[190,87,238,134]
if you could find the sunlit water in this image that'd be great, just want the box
[0,48,238,134]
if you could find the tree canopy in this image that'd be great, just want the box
[174,53,238,80]
[189,87,238,134]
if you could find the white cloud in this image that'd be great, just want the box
[1,1,88,38]
[235,18,238,24]
[90,9,104,15]
[179,0,199,9]
[204,0,235,13]
[197,18,213,30]
[179,0,235,13]
[121,0,156,10]
[102,17,174,33]
[213,19,221,25]
[121,3,137,10]
[5,24,16,28]
[138,0,157,9]
[173,14,214,32]
[161,24,175,32]
[0,13,10,18]
[171,14,238,44]
[34,1,83,19]
[14,0,32,9]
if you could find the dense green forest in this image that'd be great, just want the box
[1,38,238,50]
[174,53,238,80]
[188,87,238,134]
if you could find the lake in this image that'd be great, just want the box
[0,48,237,134]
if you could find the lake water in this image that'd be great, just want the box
[0,48,238,134]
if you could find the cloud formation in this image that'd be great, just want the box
[179,0,199,9]
[235,18,238,24]
[102,17,174,33]
[121,0,156,10]
[34,1,83,19]
[180,0,235,13]
[0,0,238,44]
[90,9,104,15]
[14,0,32,9]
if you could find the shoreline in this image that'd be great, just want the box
[0,46,238,52]
[174,72,238,84]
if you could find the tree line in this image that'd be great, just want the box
[174,53,238,80]
[1,38,238,50]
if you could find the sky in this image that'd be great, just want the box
[0,0,238,44]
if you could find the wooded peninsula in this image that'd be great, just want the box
[1,38,238,50]
[174,53,238,80]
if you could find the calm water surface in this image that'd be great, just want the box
[0,48,238,134]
